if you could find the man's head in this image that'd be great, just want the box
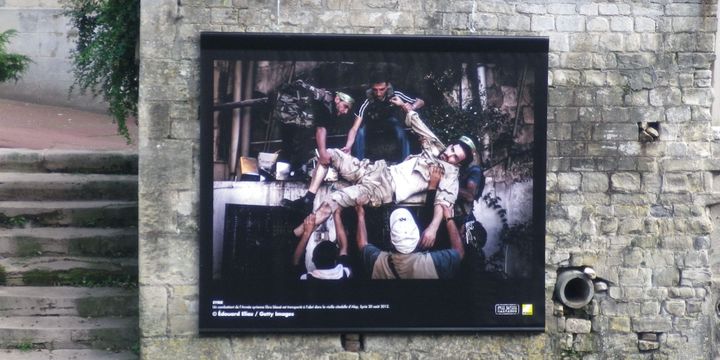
[440,135,477,167]
[368,73,391,100]
[312,240,339,270]
[334,91,354,115]
[389,208,420,254]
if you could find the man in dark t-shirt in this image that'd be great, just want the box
[295,80,355,166]
[348,75,424,161]
[354,205,465,279]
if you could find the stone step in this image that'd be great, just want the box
[0,316,138,350]
[0,287,137,317]
[0,349,137,360]
[0,201,137,228]
[0,149,137,175]
[0,257,138,286]
[0,228,137,257]
[0,173,137,201]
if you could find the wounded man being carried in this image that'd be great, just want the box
[283,95,478,250]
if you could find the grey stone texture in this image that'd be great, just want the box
[138,0,720,359]
[0,2,106,111]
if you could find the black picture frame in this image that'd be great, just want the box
[199,33,548,333]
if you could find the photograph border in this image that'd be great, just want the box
[199,32,548,333]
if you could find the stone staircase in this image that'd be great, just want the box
[0,149,138,359]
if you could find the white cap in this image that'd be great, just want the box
[389,208,420,254]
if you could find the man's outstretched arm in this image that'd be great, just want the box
[419,203,443,250]
[334,210,348,256]
[292,214,316,266]
[354,204,368,251]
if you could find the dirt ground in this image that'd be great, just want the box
[0,98,138,151]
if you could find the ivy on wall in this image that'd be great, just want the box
[0,29,31,83]
[64,0,140,142]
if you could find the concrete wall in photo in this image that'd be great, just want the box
[138,1,720,359]
[0,0,106,111]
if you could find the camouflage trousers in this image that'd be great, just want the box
[323,149,394,211]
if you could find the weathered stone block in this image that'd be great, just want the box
[598,4,619,15]
[143,338,233,360]
[610,16,633,32]
[497,14,530,31]
[581,172,609,192]
[587,17,609,31]
[679,268,711,286]
[618,268,651,287]
[558,172,582,192]
[516,4,545,15]
[140,234,199,285]
[556,15,585,31]
[531,15,554,31]
[140,286,168,337]
[631,316,672,332]
[561,53,593,69]
[638,339,659,351]
[682,88,713,106]
[573,333,597,352]
[608,316,631,332]
[663,300,686,316]
[611,172,641,193]
[566,318,592,334]
[662,173,689,193]
[598,33,624,52]
[666,4,701,16]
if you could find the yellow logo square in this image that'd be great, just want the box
[521,304,533,316]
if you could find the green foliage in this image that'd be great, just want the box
[12,341,35,351]
[22,268,137,288]
[64,0,140,142]
[0,265,6,285]
[0,29,31,82]
[0,214,29,228]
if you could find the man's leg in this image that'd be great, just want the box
[282,163,328,213]
[352,125,366,160]
[388,116,410,160]
[293,201,333,237]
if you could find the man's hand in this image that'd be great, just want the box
[302,213,316,235]
[428,165,443,190]
[340,146,352,154]
[317,150,331,166]
[389,96,405,107]
[402,103,414,112]
[419,227,437,249]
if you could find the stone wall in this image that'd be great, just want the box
[0,0,105,111]
[139,1,720,359]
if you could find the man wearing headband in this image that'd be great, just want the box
[354,205,465,279]
[284,99,477,250]
[291,80,356,167]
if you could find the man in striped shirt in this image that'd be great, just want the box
[347,74,425,161]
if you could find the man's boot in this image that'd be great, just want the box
[281,194,313,214]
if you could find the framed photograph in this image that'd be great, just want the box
[199,33,548,332]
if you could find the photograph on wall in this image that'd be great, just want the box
[199,33,548,332]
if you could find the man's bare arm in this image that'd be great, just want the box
[342,115,363,153]
[355,204,368,251]
[315,126,330,165]
[419,204,443,250]
[334,210,348,256]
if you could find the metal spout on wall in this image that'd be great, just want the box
[555,269,595,309]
